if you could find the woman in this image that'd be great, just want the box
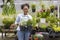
[12,4,32,40]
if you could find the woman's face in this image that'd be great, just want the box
[23,6,29,15]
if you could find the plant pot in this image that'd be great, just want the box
[51,8,54,13]
[55,6,58,10]
[27,25,32,31]
[34,33,44,40]
[32,9,36,12]
[34,37,38,40]
[31,29,36,34]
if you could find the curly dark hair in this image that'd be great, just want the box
[21,3,30,9]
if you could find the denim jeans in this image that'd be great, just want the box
[17,30,30,40]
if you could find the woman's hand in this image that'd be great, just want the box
[10,24,16,29]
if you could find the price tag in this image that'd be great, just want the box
[40,18,46,23]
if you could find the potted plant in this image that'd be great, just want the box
[46,15,60,32]
[52,25,60,33]
[27,16,37,34]
[40,23,47,32]
[55,6,58,10]
[50,5,55,13]
[2,0,16,15]
[2,17,15,29]
[27,19,32,31]
[46,15,58,25]
[31,4,36,12]
[32,16,37,27]
[34,33,44,40]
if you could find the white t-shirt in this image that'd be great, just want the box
[15,13,32,31]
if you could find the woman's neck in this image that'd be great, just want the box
[24,12,28,15]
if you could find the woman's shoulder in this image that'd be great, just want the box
[28,14,32,19]
[28,14,32,17]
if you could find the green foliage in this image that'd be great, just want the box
[40,12,47,18]
[2,0,16,15]
[40,24,47,29]
[37,10,50,18]
[3,17,15,29]
[36,10,50,23]
[41,4,45,9]
[37,12,41,17]
[27,20,32,26]
[27,16,37,27]
[33,34,44,40]
[2,4,8,15]
[36,8,60,31]
[46,15,58,24]
[32,16,37,27]
[31,4,36,9]
[50,5,55,9]
[52,25,60,32]
[36,17,40,23]
[36,12,40,23]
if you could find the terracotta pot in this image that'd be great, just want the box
[29,37,32,40]
[34,37,38,40]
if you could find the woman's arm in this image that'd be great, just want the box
[15,15,20,25]
[10,15,20,28]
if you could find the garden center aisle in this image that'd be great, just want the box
[0,0,60,40]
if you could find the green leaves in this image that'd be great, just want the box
[27,20,32,26]
[37,11,50,18]
[40,24,47,29]
[3,17,15,29]
[46,15,58,23]
[41,12,46,18]
[50,5,55,10]
[37,12,41,17]
[3,17,15,24]
[31,4,36,9]
[2,0,16,15]
[32,16,37,27]
[27,16,37,27]
[52,25,60,32]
